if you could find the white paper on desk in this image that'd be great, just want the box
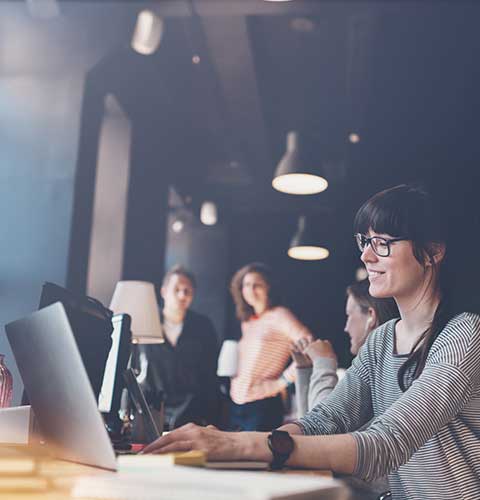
[72,467,348,500]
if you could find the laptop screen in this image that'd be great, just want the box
[5,303,117,470]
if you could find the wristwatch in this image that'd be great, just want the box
[267,430,294,470]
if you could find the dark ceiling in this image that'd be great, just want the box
[61,0,480,362]
[86,0,480,218]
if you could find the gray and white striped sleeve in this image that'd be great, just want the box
[352,314,480,481]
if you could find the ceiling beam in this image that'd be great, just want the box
[200,14,272,180]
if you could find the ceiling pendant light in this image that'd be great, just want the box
[200,201,218,226]
[272,131,328,195]
[288,216,329,261]
[131,10,164,55]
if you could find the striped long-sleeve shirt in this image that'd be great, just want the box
[298,312,480,500]
[230,306,312,405]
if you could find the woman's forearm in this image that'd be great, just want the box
[237,430,356,474]
[288,433,356,473]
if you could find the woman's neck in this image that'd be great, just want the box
[395,282,441,350]
[253,303,269,316]
[163,307,186,324]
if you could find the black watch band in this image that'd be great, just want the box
[267,430,294,470]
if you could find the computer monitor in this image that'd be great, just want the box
[38,282,113,400]
[98,314,132,431]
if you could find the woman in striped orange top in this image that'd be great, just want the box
[228,262,312,431]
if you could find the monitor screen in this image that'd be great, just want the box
[98,314,131,415]
[38,282,114,400]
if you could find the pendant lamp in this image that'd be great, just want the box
[272,131,328,195]
[131,10,164,55]
[288,216,329,260]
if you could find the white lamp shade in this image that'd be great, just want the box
[109,281,164,344]
[272,131,328,195]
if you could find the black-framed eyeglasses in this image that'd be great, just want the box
[354,233,408,257]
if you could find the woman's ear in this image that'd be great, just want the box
[425,242,446,267]
[366,307,377,330]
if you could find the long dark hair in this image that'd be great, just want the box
[230,262,282,322]
[346,279,399,327]
[354,184,453,391]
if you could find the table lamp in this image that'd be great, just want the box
[109,281,164,344]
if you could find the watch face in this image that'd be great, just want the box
[271,431,294,455]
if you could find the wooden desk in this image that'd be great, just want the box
[0,460,109,500]
[0,459,334,500]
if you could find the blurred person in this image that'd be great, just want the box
[292,279,398,417]
[138,265,220,429]
[227,262,313,431]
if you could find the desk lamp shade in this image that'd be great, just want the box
[109,281,164,344]
[272,131,328,195]
[288,216,329,261]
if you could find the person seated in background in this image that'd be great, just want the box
[138,265,220,429]
[228,262,313,431]
[292,279,398,417]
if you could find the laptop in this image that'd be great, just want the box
[6,304,274,470]
[5,302,139,470]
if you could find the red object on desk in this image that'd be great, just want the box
[130,444,146,453]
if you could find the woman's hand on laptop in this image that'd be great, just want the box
[142,422,271,462]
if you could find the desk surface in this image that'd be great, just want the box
[0,459,333,500]
[0,460,104,500]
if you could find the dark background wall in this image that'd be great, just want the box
[0,73,83,404]
[0,3,132,403]
[3,1,480,404]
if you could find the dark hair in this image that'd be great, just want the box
[346,279,399,327]
[354,184,452,391]
[230,262,282,322]
[162,265,196,290]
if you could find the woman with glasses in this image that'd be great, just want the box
[143,185,480,500]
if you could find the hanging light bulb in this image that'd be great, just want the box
[131,10,164,55]
[200,201,218,226]
[272,131,328,195]
[349,132,361,144]
[288,216,329,260]
[171,218,184,234]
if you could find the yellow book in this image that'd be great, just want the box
[0,475,50,492]
[0,444,48,476]
[118,450,206,470]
